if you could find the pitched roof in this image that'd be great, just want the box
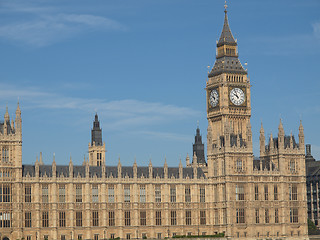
[217,10,237,47]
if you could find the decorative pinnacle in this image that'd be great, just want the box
[224,0,228,12]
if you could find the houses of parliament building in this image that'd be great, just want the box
[0,4,309,240]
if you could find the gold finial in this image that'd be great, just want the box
[224,0,228,12]
[207,65,210,74]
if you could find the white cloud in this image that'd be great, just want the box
[313,22,320,39]
[0,2,126,47]
[0,84,199,130]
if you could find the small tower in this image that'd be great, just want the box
[88,113,106,166]
[192,125,206,166]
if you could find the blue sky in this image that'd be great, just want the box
[0,0,320,166]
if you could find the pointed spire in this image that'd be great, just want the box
[69,155,73,165]
[4,105,9,122]
[278,119,284,135]
[217,2,237,47]
[260,122,264,134]
[83,155,86,166]
[186,153,190,166]
[39,152,43,165]
[16,100,21,115]
[53,153,56,164]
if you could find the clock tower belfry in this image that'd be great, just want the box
[206,5,252,178]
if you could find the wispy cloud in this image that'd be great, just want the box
[0,2,125,47]
[128,131,191,142]
[246,21,320,56]
[0,84,199,130]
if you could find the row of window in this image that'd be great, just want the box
[24,210,207,228]
[236,208,299,224]
[24,185,206,203]
[22,184,300,203]
[252,184,297,201]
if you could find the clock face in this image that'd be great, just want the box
[230,88,245,106]
[209,89,219,107]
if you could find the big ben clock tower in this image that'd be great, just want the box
[207,5,251,151]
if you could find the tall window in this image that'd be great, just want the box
[289,160,296,172]
[265,209,269,223]
[140,185,146,203]
[274,185,278,201]
[76,211,82,227]
[213,160,217,176]
[59,211,66,227]
[42,211,49,227]
[124,185,130,203]
[92,211,99,226]
[155,211,161,225]
[42,185,48,203]
[124,211,131,226]
[236,209,245,224]
[25,212,32,227]
[25,185,31,202]
[289,184,298,201]
[254,185,259,200]
[222,185,226,201]
[171,211,177,225]
[2,147,9,162]
[264,185,268,201]
[0,212,11,227]
[236,159,243,172]
[200,186,205,202]
[109,211,115,226]
[108,185,114,203]
[170,186,176,202]
[214,209,219,225]
[255,209,259,224]
[290,208,298,223]
[92,185,99,203]
[236,185,244,200]
[59,185,65,203]
[185,210,191,225]
[185,185,191,202]
[140,211,146,226]
[214,185,218,202]
[76,185,82,203]
[223,208,227,224]
[0,184,11,202]
[200,210,206,225]
[155,185,161,202]
[275,208,279,223]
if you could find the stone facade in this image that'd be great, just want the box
[0,6,309,240]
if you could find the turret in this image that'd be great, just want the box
[186,153,190,167]
[278,119,284,150]
[88,113,106,166]
[15,101,22,135]
[148,159,153,179]
[193,125,206,165]
[259,123,265,155]
[133,158,137,179]
[179,159,183,179]
[117,157,122,179]
[69,156,73,178]
[52,153,56,178]
[164,157,168,179]
[299,120,305,151]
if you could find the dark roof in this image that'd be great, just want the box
[208,56,246,77]
[21,164,206,179]
[217,10,237,47]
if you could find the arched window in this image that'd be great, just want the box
[236,159,243,172]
